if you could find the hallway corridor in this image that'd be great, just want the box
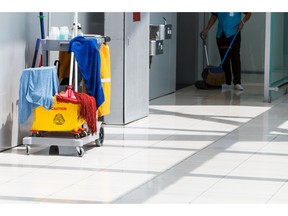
[1,82,288,206]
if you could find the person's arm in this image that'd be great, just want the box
[238,12,252,32]
[201,13,218,37]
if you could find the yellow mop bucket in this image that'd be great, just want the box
[31,97,85,132]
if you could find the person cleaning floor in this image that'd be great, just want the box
[201,12,252,91]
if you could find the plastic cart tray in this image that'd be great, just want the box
[23,121,104,157]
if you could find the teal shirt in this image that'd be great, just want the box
[213,12,242,38]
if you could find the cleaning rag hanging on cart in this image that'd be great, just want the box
[68,36,104,108]
[98,43,111,117]
[18,66,59,124]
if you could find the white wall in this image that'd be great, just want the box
[0,13,31,151]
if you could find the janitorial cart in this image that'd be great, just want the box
[21,12,111,157]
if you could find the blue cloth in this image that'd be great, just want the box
[213,12,242,38]
[19,66,59,124]
[68,36,104,108]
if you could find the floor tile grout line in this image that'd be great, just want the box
[112,104,275,203]
[189,128,282,203]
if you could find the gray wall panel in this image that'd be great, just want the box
[149,12,177,100]
[103,13,125,124]
[104,12,149,125]
[124,13,150,123]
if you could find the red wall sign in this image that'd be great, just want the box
[133,12,141,22]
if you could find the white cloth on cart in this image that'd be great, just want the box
[19,66,59,124]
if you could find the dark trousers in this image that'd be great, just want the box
[216,32,241,85]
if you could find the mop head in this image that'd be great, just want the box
[56,85,78,103]
[56,91,97,135]
[75,92,97,135]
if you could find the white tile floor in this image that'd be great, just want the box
[2,82,288,210]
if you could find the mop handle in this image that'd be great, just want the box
[200,33,210,66]
[39,12,45,39]
[68,12,79,87]
[220,32,238,66]
[74,12,78,92]
[204,45,209,66]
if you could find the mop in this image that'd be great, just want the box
[74,92,97,134]
[200,32,238,87]
[56,12,97,134]
[56,12,78,103]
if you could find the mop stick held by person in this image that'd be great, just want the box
[201,12,251,91]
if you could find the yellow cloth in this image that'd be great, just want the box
[98,43,111,117]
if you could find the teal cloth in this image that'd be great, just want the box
[19,66,59,124]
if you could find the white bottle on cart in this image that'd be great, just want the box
[49,27,60,39]
[59,26,69,40]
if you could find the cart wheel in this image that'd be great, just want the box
[31,132,37,137]
[25,145,31,155]
[80,130,88,138]
[99,124,104,145]
[95,125,104,147]
[49,145,59,155]
[32,132,42,137]
[74,133,80,139]
[76,147,85,157]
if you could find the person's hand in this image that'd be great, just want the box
[201,28,209,37]
[200,28,209,39]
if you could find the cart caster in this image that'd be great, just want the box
[74,133,81,139]
[25,145,31,155]
[76,147,85,157]
[80,130,89,138]
[95,124,104,147]
[31,131,43,137]
[49,145,59,155]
